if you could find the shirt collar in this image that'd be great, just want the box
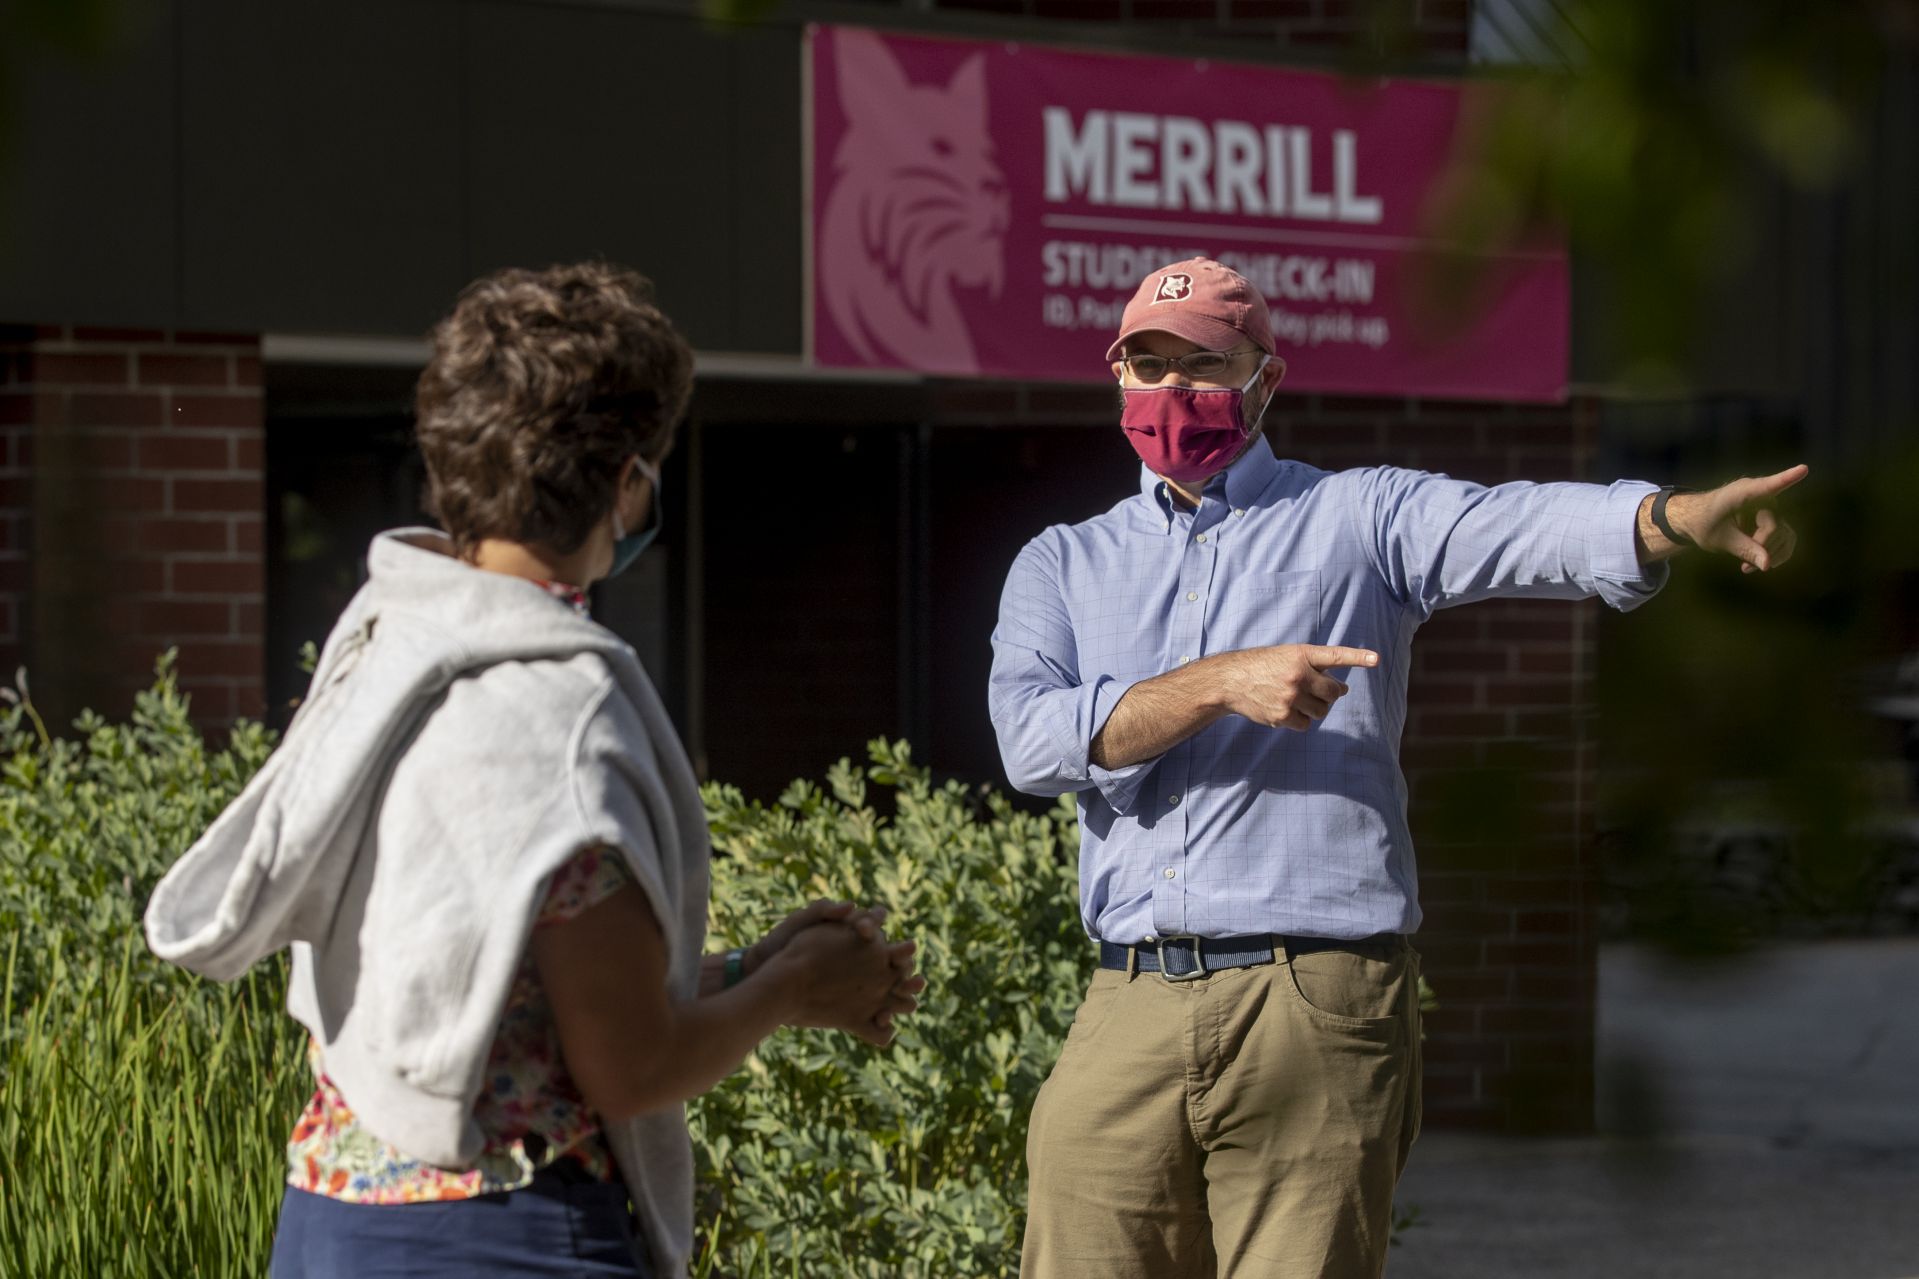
[533,578,591,617]
[1221,437,1281,509]
[1138,437,1283,521]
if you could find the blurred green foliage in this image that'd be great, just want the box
[1410,447,1919,954]
[1428,0,1905,385]
[1394,0,1919,954]
[1595,449,1919,953]
[0,0,136,177]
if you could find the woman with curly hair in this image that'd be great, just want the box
[146,262,921,1277]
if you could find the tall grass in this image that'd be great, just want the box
[0,932,307,1277]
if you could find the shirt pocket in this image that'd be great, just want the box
[1214,568,1320,651]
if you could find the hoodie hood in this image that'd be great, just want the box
[144,529,634,980]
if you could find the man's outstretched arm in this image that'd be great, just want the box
[1634,464,1807,571]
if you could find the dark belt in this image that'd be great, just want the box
[1098,932,1406,982]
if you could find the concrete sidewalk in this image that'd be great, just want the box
[1388,940,1919,1279]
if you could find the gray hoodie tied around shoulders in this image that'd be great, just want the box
[144,528,710,1277]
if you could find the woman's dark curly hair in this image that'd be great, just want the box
[414,261,693,557]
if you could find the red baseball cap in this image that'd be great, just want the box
[1104,257,1275,362]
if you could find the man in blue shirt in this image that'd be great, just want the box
[990,258,1803,1278]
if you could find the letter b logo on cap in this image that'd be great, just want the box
[1152,273,1193,304]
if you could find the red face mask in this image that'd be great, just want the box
[1120,357,1270,485]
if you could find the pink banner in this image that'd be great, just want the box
[806,25,1568,402]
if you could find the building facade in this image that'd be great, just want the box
[7,0,1905,1132]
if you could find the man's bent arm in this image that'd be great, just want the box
[988,536,1158,811]
[990,538,1382,793]
[1088,657,1233,771]
[1092,645,1380,771]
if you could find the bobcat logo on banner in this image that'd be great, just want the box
[806,25,1570,401]
[813,28,1008,375]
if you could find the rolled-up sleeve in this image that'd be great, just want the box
[988,534,1156,813]
[1364,467,1670,619]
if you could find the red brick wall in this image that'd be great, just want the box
[929,380,1603,1133]
[0,325,265,731]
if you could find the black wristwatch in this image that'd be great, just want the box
[1650,486,1697,548]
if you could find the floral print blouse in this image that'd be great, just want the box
[285,838,633,1203]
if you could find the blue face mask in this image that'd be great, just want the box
[607,455,663,579]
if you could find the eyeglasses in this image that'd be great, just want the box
[1119,347,1263,383]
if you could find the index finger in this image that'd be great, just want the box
[1735,463,1809,503]
[1305,646,1379,672]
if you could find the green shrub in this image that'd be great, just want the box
[1,665,1091,1277]
[0,656,275,1018]
[694,742,1087,1278]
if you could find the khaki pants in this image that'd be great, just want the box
[1021,939,1422,1279]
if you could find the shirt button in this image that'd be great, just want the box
[1168,794,1181,806]
[1185,591,1198,602]
[1233,508,1245,518]
[1163,867,1177,880]
[1178,655,1191,665]
[1195,533,1208,544]
[1145,933,1158,943]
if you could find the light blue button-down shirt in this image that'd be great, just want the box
[988,441,1667,944]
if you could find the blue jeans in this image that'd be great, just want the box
[269,1166,652,1277]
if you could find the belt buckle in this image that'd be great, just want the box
[1156,935,1207,982]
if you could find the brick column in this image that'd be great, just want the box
[0,325,265,731]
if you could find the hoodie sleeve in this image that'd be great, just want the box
[567,677,701,986]
[143,743,303,981]
[143,600,386,981]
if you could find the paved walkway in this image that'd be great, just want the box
[1389,940,1919,1279]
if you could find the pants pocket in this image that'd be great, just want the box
[1281,941,1408,1033]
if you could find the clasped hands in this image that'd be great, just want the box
[749,899,925,1047]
